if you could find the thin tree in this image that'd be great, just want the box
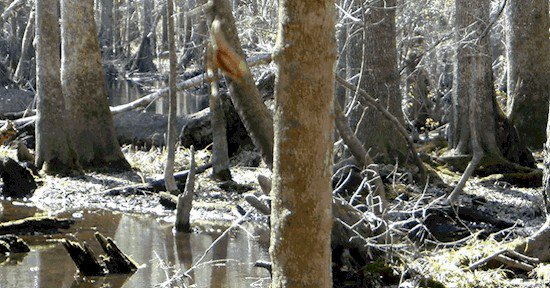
[60,0,130,170]
[505,0,550,149]
[35,0,80,174]
[270,0,336,286]
[13,9,34,84]
[164,0,178,193]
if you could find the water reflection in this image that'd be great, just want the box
[107,76,207,116]
[0,202,270,288]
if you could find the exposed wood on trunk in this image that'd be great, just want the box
[210,2,274,169]
[95,232,138,274]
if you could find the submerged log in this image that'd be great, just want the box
[0,216,74,235]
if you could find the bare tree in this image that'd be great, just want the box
[164,0,178,193]
[270,0,336,286]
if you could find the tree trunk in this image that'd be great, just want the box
[35,0,80,174]
[211,0,274,169]
[164,0,178,193]
[99,0,113,57]
[445,0,534,170]
[349,0,409,164]
[13,10,35,85]
[505,0,550,149]
[270,0,336,286]
[60,0,130,170]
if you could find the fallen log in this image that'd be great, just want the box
[104,162,212,195]
[0,216,74,235]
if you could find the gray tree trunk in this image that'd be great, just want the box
[270,0,336,286]
[349,0,408,164]
[164,0,178,193]
[505,0,550,149]
[99,0,113,57]
[60,0,130,170]
[35,0,80,174]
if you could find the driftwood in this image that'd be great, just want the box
[62,232,138,276]
[0,216,74,235]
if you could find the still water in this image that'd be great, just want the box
[0,201,270,288]
[107,76,208,116]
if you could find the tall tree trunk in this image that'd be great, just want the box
[505,0,550,149]
[349,0,409,164]
[164,0,178,193]
[60,0,130,170]
[448,0,499,157]
[35,0,80,174]
[14,9,35,84]
[99,0,113,57]
[270,0,336,286]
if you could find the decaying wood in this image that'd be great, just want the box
[62,239,106,276]
[175,146,197,232]
[0,234,30,253]
[0,216,74,235]
[159,191,178,209]
[62,232,138,276]
[0,120,17,145]
[95,232,138,274]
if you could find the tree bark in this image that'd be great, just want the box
[35,0,80,174]
[270,0,336,286]
[60,0,130,170]
[211,0,274,169]
[505,0,550,149]
[164,0,178,193]
[99,0,113,57]
[349,0,409,164]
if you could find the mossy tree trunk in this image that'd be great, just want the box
[270,0,336,286]
[35,0,80,174]
[505,0,550,149]
[60,0,129,170]
[349,0,409,164]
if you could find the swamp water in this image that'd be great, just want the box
[0,201,270,288]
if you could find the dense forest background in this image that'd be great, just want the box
[0,0,549,287]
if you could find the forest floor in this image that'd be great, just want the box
[1,144,549,287]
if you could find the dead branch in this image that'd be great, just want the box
[0,216,74,235]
